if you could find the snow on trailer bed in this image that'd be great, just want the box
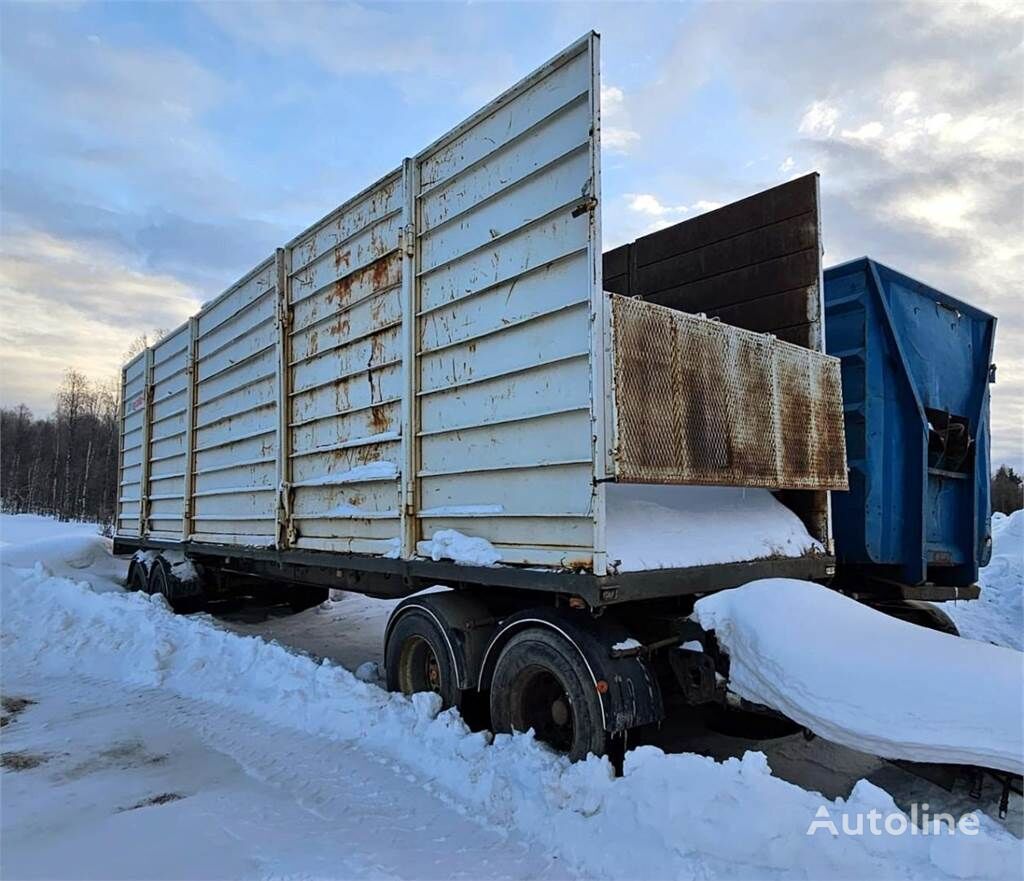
[606,485,822,571]
[694,579,1024,775]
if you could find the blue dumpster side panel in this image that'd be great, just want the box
[824,258,995,586]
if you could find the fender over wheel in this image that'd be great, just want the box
[147,556,205,614]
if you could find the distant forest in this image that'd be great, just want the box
[1,333,159,531]
[2,350,1022,529]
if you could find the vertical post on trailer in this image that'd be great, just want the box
[400,158,420,559]
[274,246,293,550]
[139,347,155,539]
[585,33,609,577]
[181,316,199,542]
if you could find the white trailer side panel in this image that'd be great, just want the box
[146,323,191,539]
[286,171,405,555]
[116,34,606,572]
[116,351,148,538]
[412,34,601,569]
[191,259,279,546]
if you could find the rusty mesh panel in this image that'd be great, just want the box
[611,295,848,489]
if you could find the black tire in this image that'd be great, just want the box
[871,599,960,636]
[489,628,606,761]
[147,556,205,614]
[385,611,459,709]
[289,585,328,613]
[126,559,150,593]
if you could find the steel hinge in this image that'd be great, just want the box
[571,197,598,218]
[402,224,415,258]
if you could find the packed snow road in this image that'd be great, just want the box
[2,514,1022,881]
[1,674,565,881]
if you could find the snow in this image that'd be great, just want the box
[419,528,501,566]
[290,460,399,487]
[0,513,99,547]
[3,514,1022,881]
[170,559,199,582]
[606,484,823,571]
[940,509,1024,650]
[420,504,505,515]
[693,578,1024,774]
[612,638,642,651]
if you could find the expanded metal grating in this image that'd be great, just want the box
[610,294,848,489]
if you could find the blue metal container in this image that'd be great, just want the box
[824,258,996,586]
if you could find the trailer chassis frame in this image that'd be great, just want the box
[112,537,836,609]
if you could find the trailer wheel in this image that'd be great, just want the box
[147,557,205,614]
[385,611,459,708]
[126,559,150,593]
[489,628,606,761]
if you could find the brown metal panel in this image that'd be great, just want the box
[603,243,630,295]
[601,174,822,347]
[610,295,847,490]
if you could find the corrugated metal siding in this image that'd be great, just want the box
[116,34,607,570]
[191,259,279,545]
[412,35,599,568]
[116,351,148,537]
[145,323,191,539]
[286,171,404,555]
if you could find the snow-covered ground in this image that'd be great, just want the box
[940,510,1024,651]
[2,513,1022,880]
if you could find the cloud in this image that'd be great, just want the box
[601,85,642,154]
[627,193,688,217]
[0,230,201,415]
[799,101,841,138]
[200,1,446,78]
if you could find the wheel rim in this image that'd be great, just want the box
[509,666,575,752]
[397,635,441,696]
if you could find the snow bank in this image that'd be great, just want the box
[0,513,99,547]
[940,510,1023,650]
[419,529,501,566]
[694,579,1024,774]
[3,551,1020,880]
[606,484,823,571]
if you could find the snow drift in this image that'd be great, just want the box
[2,533,1021,880]
[941,509,1024,651]
[694,579,1024,774]
[606,484,822,571]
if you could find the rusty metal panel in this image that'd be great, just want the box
[190,259,279,545]
[411,33,600,569]
[145,323,190,539]
[610,295,848,490]
[285,170,404,556]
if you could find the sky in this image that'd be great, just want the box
[1,0,1021,469]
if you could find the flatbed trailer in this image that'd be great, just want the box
[113,33,995,764]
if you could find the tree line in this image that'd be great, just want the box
[1,334,160,531]
[2,350,1022,529]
